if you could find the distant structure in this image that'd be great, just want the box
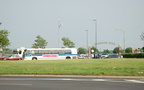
[95,42,122,54]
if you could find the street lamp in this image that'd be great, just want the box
[85,30,88,48]
[116,29,126,50]
[93,19,97,52]
[85,30,88,56]
[58,19,63,48]
[85,30,90,58]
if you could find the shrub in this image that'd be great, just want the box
[122,53,144,58]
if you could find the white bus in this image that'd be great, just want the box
[13,47,78,60]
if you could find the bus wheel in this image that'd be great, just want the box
[66,56,71,59]
[32,57,37,60]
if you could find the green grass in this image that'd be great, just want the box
[0,58,144,76]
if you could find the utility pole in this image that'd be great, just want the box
[93,19,97,52]
[58,19,63,48]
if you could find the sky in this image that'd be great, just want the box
[0,0,144,50]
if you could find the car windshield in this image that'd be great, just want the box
[102,53,108,55]
[12,51,18,54]
[11,54,20,57]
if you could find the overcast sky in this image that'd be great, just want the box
[0,0,144,50]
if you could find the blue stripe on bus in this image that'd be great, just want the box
[25,54,77,57]
[31,54,42,56]
[25,55,42,57]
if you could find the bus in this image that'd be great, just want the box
[13,47,78,60]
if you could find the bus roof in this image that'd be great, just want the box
[17,47,77,50]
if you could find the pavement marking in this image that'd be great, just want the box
[92,79,106,81]
[0,83,32,86]
[0,78,144,84]
[125,80,144,84]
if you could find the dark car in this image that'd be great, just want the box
[3,54,23,60]
[107,54,123,58]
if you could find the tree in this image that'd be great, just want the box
[0,30,10,49]
[103,49,110,53]
[3,48,12,54]
[113,46,122,54]
[32,35,48,48]
[62,37,75,48]
[78,47,86,54]
[113,47,119,54]
[141,47,144,52]
[125,47,132,53]
[91,46,98,53]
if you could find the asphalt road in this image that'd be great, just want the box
[0,77,144,90]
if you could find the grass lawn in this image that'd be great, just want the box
[0,58,144,76]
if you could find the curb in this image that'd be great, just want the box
[0,74,144,79]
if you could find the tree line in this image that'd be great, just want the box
[31,35,75,48]
[0,22,144,54]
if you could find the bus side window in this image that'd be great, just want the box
[44,50,49,54]
[59,50,64,54]
[51,50,55,54]
[34,50,39,54]
[41,50,45,54]
[68,50,71,54]
[52,50,59,54]
[56,50,59,54]
[65,50,71,54]
[39,50,44,54]
[49,50,52,54]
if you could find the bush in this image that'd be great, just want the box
[122,53,144,58]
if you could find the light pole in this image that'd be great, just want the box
[58,19,63,48]
[85,30,88,49]
[85,30,90,58]
[116,29,126,50]
[85,30,89,56]
[93,19,97,52]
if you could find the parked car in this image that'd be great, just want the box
[3,54,23,60]
[78,55,85,59]
[118,54,123,58]
[101,53,109,58]
[107,54,123,58]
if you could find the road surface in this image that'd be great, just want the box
[0,77,144,90]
